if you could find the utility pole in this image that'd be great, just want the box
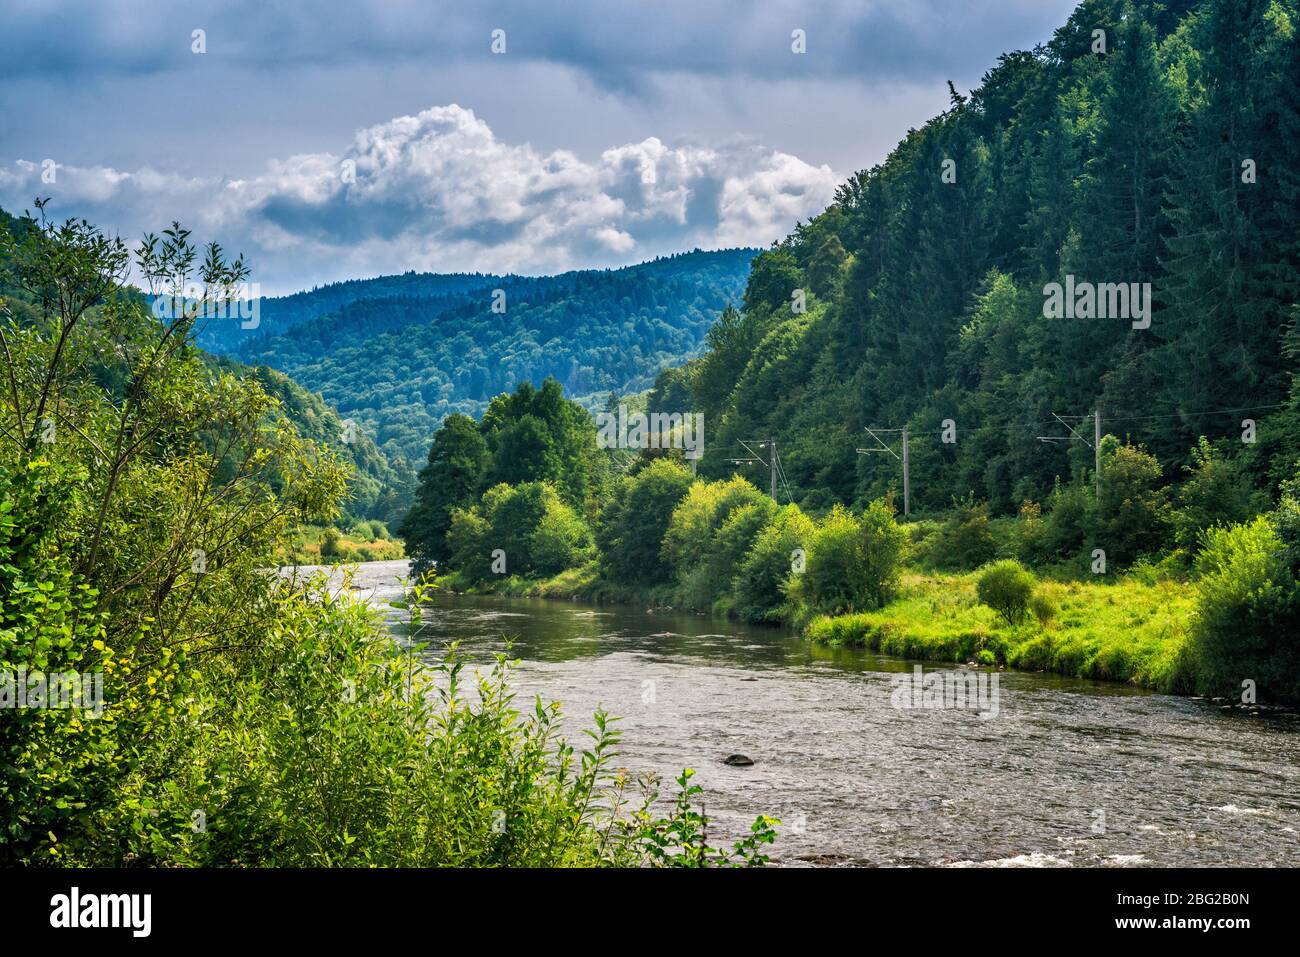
[770,440,778,501]
[857,427,910,518]
[731,439,783,502]
[1094,409,1101,502]
[901,427,910,518]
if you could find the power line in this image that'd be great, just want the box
[730,439,794,503]
[857,426,910,516]
[1039,409,1102,506]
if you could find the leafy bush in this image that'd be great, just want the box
[1097,440,1172,567]
[1172,438,1266,551]
[446,481,594,582]
[734,504,816,622]
[930,500,996,570]
[802,501,903,613]
[681,499,776,611]
[1192,516,1300,704]
[530,500,597,576]
[1028,589,1058,626]
[1014,500,1051,566]
[858,500,905,608]
[1043,479,1094,561]
[976,560,1037,625]
[802,506,864,613]
[595,459,694,585]
[446,504,494,581]
[661,475,769,583]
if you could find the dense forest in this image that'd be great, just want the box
[406,0,1300,706]
[220,249,756,465]
[194,271,511,354]
[657,0,1300,513]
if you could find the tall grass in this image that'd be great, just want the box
[805,572,1197,693]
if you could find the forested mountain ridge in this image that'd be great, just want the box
[670,0,1299,514]
[194,271,504,354]
[229,248,756,465]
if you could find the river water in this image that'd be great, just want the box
[302,559,1300,867]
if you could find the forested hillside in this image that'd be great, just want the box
[209,357,415,525]
[228,249,756,464]
[0,205,413,525]
[670,0,1299,513]
[194,271,505,354]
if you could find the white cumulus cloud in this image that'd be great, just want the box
[0,104,838,293]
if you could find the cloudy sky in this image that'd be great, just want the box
[0,0,1078,294]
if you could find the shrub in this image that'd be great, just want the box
[803,501,903,613]
[858,500,905,608]
[931,500,996,570]
[595,459,693,585]
[529,499,596,576]
[1172,438,1266,551]
[803,505,863,613]
[446,482,594,581]
[1043,479,1094,561]
[480,482,551,569]
[734,504,816,622]
[976,559,1036,625]
[1192,516,1300,704]
[679,499,776,610]
[1097,440,1172,567]
[661,476,768,581]
[1014,500,1050,566]
[1028,589,1058,626]
[446,505,494,581]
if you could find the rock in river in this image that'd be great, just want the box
[723,754,754,767]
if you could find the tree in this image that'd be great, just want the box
[1097,439,1171,566]
[802,502,903,613]
[595,459,694,585]
[480,378,603,509]
[734,504,816,622]
[399,413,487,576]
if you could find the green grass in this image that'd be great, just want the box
[282,522,406,564]
[804,571,1198,693]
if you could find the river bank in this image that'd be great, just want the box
[430,562,1207,698]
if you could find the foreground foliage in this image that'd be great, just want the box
[0,206,773,867]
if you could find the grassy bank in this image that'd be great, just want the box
[437,560,1200,696]
[282,521,406,565]
[805,571,1198,693]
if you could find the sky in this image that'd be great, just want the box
[0,0,1080,295]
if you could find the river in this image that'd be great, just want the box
[296,559,1300,867]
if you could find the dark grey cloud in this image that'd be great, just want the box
[0,0,1077,87]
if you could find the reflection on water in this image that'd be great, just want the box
[298,560,1300,867]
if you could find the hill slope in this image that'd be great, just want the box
[676,0,1299,513]
[0,205,413,525]
[221,248,756,464]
